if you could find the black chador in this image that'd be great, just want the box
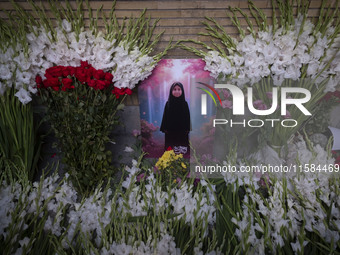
[160,82,191,155]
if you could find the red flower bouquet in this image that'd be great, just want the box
[37,61,132,194]
[37,61,132,96]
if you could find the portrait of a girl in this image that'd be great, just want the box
[160,82,191,156]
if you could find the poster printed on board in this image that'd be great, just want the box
[138,59,216,158]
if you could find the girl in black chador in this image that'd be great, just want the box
[160,82,191,156]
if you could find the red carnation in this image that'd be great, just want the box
[88,80,97,88]
[104,72,113,82]
[75,68,88,84]
[80,61,91,69]
[123,88,133,95]
[94,70,105,80]
[104,80,111,88]
[43,77,60,88]
[46,66,64,77]
[62,66,76,77]
[95,80,106,90]
[35,75,43,88]
[86,66,96,78]
[44,73,54,80]
[61,78,75,91]
[62,68,70,77]
[112,87,121,98]
[111,87,133,98]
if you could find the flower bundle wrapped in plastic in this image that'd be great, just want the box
[182,0,339,150]
[0,0,171,104]
[183,1,339,90]
[0,0,171,194]
[37,61,132,194]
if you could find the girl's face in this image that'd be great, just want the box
[172,85,182,97]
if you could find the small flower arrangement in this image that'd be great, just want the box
[37,61,132,194]
[155,149,184,170]
[155,148,189,186]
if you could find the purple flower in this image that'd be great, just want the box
[258,173,271,188]
[194,177,201,186]
[221,100,232,109]
[136,173,146,182]
[283,110,291,118]
[253,100,268,110]
[132,129,141,137]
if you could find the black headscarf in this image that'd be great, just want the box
[168,82,186,106]
[160,82,191,132]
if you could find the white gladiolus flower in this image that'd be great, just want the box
[284,65,301,80]
[71,41,87,55]
[258,30,272,42]
[29,53,45,67]
[271,63,285,76]
[0,81,7,95]
[231,55,244,66]
[275,52,292,66]
[262,43,279,63]
[37,30,51,45]
[16,71,32,84]
[54,41,70,58]
[237,35,256,53]
[2,47,14,61]
[0,65,12,80]
[306,61,321,76]
[124,146,134,152]
[311,45,325,60]
[62,19,72,32]
[324,77,337,92]
[202,15,337,90]
[15,88,32,104]
[244,52,258,67]
[13,52,31,71]
[26,32,37,43]
[290,240,308,253]
[0,19,157,102]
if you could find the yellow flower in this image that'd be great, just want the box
[155,150,184,170]
[181,162,187,169]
